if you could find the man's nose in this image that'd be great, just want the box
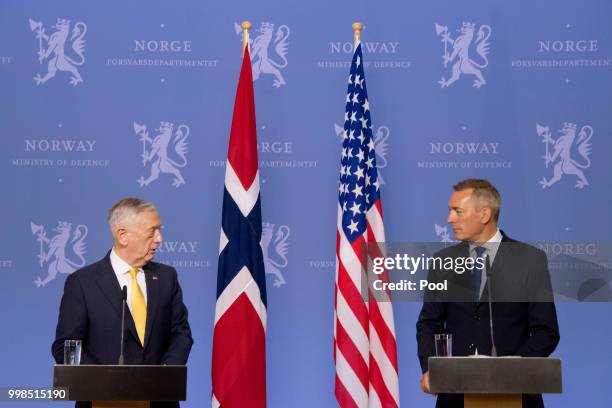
[447,212,456,223]
[155,230,163,244]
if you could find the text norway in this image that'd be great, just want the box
[25,140,96,152]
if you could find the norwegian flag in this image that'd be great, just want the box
[334,43,399,408]
[212,47,267,408]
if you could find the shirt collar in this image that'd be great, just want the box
[110,247,135,275]
[470,228,502,252]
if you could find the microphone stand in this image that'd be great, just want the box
[486,254,498,357]
[118,286,127,365]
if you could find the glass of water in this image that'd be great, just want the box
[63,339,82,365]
[434,333,452,357]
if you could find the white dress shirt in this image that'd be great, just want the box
[110,248,147,312]
[469,228,503,298]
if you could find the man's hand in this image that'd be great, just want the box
[420,371,436,395]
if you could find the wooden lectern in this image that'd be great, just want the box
[429,357,562,408]
[54,365,187,408]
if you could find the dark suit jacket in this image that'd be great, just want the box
[52,252,193,408]
[416,234,560,408]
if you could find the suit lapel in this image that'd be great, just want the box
[490,240,511,276]
[95,252,140,346]
[477,234,513,309]
[143,264,160,350]
[95,254,123,317]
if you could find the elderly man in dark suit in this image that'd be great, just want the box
[52,198,193,408]
[416,179,560,408]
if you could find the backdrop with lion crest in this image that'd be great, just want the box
[0,0,611,407]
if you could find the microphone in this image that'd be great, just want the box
[485,255,498,357]
[118,286,127,365]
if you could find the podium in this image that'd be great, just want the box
[53,365,187,408]
[428,357,562,408]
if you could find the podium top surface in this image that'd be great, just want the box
[428,357,562,394]
[53,365,187,401]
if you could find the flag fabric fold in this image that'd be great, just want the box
[212,47,267,408]
[334,43,400,408]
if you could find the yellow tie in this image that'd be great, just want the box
[129,267,147,346]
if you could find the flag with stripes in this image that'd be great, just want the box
[212,47,267,408]
[334,43,400,408]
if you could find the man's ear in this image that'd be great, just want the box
[116,227,129,247]
[480,207,492,224]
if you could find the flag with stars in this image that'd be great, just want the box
[334,43,399,408]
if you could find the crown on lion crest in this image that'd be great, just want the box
[56,18,70,26]
[57,221,72,229]
[260,22,274,30]
[461,22,475,29]
[157,121,174,132]
[562,122,577,131]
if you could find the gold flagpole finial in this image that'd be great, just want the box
[241,21,252,54]
[352,22,363,47]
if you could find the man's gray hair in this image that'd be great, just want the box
[108,198,157,230]
[453,178,501,222]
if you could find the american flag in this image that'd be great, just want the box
[212,47,267,408]
[334,43,400,408]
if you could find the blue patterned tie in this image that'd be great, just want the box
[473,246,486,302]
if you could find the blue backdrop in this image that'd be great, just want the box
[1,0,611,407]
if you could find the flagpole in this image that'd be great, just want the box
[241,21,251,54]
[352,22,362,47]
